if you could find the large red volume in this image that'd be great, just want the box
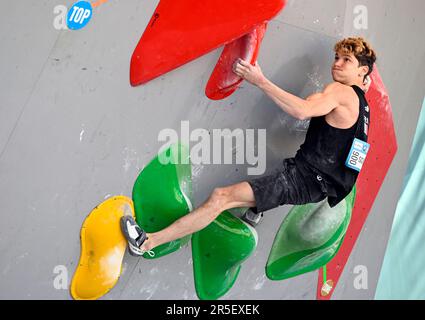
[130,0,285,87]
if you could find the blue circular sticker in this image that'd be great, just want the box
[67,1,93,30]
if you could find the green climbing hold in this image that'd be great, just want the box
[266,187,356,280]
[132,143,193,259]
[192,211,258,300]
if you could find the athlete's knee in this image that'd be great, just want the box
[208,187,232,213]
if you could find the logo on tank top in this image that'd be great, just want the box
[363,115,369,136]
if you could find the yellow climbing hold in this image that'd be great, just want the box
[70,196,134,300]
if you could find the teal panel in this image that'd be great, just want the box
[375,99,425,299]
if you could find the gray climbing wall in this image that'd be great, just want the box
[0,0,424,299]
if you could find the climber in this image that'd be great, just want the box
[121,37,377,257]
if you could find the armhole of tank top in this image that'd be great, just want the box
[352,85,366,139]
[351,85,364,117]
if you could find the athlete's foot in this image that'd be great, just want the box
[241,209,264,228]
[120,216,155,257]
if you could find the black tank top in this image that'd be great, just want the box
[295,85,370,207]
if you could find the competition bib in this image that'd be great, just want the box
[345,138,370,172]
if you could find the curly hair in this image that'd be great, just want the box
[334,37,377,80]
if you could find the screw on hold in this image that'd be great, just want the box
[151,13,160,27]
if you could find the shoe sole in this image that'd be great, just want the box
[120,216,145,257]
[128,242,144,257]
[120,216,141,246]
[242,213,263,228]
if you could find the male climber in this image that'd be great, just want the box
[121,37,377,257]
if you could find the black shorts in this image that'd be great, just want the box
[247,158,329,213]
